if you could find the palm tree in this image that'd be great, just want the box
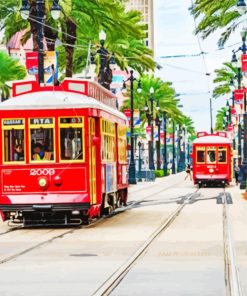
[215,107,228,130]
[121,74,181,124]
[213,62,237,98]
[0,51,26,100]
[190,0,242,46]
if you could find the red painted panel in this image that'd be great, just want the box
[1,167,88,195]
[0,193,89,205]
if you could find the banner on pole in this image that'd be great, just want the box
[234,89,244,104]
[242,54,247,87]
[146,125,151,141]
[134,109,140,127]
[26,51,58,84]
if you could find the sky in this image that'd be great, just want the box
[154,0,240,132]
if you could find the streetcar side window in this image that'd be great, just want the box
[118,126,127,163]
[3,130,25,163]
[101,119,116,162]
[218,147,227,163]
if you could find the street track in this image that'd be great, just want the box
[222,190,243,296]
[0,179,185,265]
[91,188,200,296]
[91,187,244,296]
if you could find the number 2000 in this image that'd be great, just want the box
[30,169,55,176]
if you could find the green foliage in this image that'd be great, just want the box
[190,0,242,45]
[1,1,155,76]
[213,62,237,99]
[0,51,26,99]
[215,107,228,131]
[155,170,164,177]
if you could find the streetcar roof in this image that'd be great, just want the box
[193,135,231,144]
[0,91,127,121]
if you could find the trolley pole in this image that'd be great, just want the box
[210,97,213,133]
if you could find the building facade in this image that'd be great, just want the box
[125,0,154,51]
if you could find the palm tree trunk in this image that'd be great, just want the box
[64,18,77,77]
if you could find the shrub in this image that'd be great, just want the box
[155,170,165,177]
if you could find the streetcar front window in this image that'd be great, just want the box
[196,151,205,163]
[196,146,205,163]
[30,128,54,161]
[206,150,216,163]
[3,129,25,163]
[218,147,227,163]
[2,118,25,163]
[60,127,83,160]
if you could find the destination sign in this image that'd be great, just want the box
[3,119,24,126]
[60,117,82,124]
[30,118,53,125]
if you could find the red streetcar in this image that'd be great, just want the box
[0,78,128,226]
[192,131,232,187]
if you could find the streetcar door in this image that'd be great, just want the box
[89,118,97,204]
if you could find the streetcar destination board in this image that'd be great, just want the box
[3,119,24,126]
[30,118,53,125]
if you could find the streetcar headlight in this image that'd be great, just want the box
[38,177,48,189]
[209,168,214,173]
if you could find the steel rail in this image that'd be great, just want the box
[0,180,185,264]
[222,191,243,296]
[91,189,199,296]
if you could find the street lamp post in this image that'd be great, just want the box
[238,115,242,166]
[162,112,168,176]
[98,30,108,89]
[37,0,45,84]
[145,87,156,171]
[123,70,141,184]
[20,0,61,84]
[149,88,155,171]
[155,115,161,170]
[240,92,247,189]
[182,126,186,169]
[172,120,176,174]
[138,141,142,182]
[177,125,181,172]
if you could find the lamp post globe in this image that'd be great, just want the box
[20,0,30,20]
[99,30,106,46]
[237,0,247,15]
[51,0,61,20]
